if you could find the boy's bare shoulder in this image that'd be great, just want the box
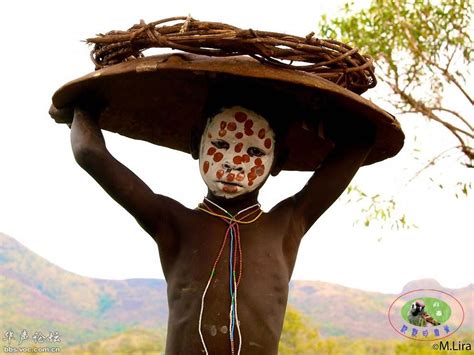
[146,194,197,245]
[268,196,297,216]
[266,196,305,235]
[152,193,189,211]
[150,194,203,227]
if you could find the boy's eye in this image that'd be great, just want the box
[247,147,265,157]
[212,140,230,150]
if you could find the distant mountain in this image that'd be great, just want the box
[1,232,472,347]
[288,279,473,339]
[0,233,167,347]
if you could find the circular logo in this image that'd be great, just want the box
[388,289,464,341]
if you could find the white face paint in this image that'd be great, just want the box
[199,106,275,199]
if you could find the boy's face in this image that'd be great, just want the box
[199,106,275,199]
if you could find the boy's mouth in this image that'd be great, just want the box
[216,180,243,187]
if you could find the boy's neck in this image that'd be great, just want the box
[204,190,260,215]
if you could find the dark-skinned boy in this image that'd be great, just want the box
[50,98,374,354]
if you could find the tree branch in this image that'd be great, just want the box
[384,79,474,164]
[390,0,474,105]
[407,146,461,183]
[430,107,473,131]
[433,62,474,105]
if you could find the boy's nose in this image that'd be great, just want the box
[223,162,243,172]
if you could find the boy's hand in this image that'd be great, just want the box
[49,96,105,125]
[49,104,74,124]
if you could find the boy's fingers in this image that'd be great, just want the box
[49,104,74,123]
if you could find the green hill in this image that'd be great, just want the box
[1,232,472,350]
[288,280,473,338]
[0,233,167,347]
[66,328,166,354]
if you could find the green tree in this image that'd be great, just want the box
[318,0,473,229]
[279,306,320,354]
[319,0,473,168]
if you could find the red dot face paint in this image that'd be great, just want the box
[216,169,224,179]
[244,128,254,136]
[248,167,257,181]
[203,161,210,174]
[264,138,272,149]
[233,156,243,165]
[227,122,237,131]
[200,106,276,199]
[235,143,243,153]
[235,111,247,122]
[207,147,216,156]
[213,152,223,162]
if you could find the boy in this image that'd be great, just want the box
[50,91,374,353]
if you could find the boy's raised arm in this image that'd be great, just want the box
[51,105,181,248]
[289,117,376,236]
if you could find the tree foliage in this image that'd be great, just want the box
[345,185,417,231]
[319,0,473,168]
[279,306,320,354]
[278,306,474,355]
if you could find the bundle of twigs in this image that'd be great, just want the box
[87,16,376,93]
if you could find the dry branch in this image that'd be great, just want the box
[86,16,377,94]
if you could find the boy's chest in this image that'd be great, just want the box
[179,217,289,267]
[166,216,293,291]
[164,214,293,353]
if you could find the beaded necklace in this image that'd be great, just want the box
[197,197,263,355]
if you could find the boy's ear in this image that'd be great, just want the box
[189,127,201,160]
[270,147,288,176]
